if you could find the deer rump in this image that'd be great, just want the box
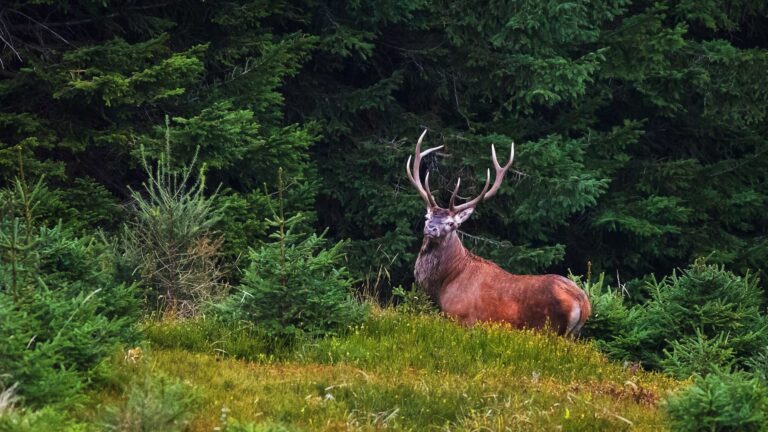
[407,129,591,336]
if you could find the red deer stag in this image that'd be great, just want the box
[406,129,590,336]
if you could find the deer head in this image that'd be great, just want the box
[406,129,514,241]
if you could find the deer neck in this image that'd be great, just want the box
[415,231,470,301]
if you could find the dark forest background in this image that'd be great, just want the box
[1,0,767,291]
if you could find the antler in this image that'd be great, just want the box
[450,142,514,212]
[406,129,443,208]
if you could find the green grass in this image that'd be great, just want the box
[86,309,680,431]
[142,316,293,361]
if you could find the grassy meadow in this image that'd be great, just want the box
[84,310,680,431]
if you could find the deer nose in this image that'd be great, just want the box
[425,225,439,237]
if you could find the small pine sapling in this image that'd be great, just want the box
[218,168,367,340]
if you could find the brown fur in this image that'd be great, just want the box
[415,231,591,336]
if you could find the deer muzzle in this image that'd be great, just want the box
[424,224,440,238]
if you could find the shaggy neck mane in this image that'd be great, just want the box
[415,231,473,300]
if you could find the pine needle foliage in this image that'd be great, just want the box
[1,0,766,289]
[0,171,140,407]
[660,331,737,380]
[0,405,84,432]
[666,370,768,432]
[217,169,367,340]
[96,374,197,432]
[122,121,227,317]
[596,259,768,375]
[572,272,633,349]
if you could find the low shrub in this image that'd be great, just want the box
[746,348,768,384]
[217,198,366,339]
[96,374,197,432]
[660,332,736,380]
[593,260,768,376]
[218,418,299,432]
[574,273,631,343]
[666,370,768,431]
[121,127,228,317]
[0,179,140,407]
[0,405,84,432]
[392,284,438,315]
[0,224,141,407]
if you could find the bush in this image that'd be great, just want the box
[97,374,197,432]
[0,405,84,432]
[218,208,367,339]
[0,225,141,407]
[572,272,663,365]
[574,273,630,340]
[0,383,82,430]
[746,348,768,385]
[217,172,366,339]
[660,332,737,380]
[214,184,317,277]
[597,259,768,375]
[216,408,298,432]
[0,178,140,407]
[122,123,228,317]
[666,370,768,431]
[392,284,438,315]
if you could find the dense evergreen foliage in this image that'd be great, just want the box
[666,370,768,432]
[0,179,140,407]
[1,1,765,288]
[217,175,366,339]
[584,261,768,373]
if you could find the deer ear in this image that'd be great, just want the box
[453,207,474,224]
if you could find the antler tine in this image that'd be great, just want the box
[405,129,443,208]
[405,155,428,207]
[483,142,514,201]
[449,177,461,209]
[424,171,438,207]
[449,141,514,212]
[451,169,491,212]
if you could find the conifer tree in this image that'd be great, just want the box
[1,1,766,289]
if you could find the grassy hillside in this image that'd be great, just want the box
[85,310,680,431]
